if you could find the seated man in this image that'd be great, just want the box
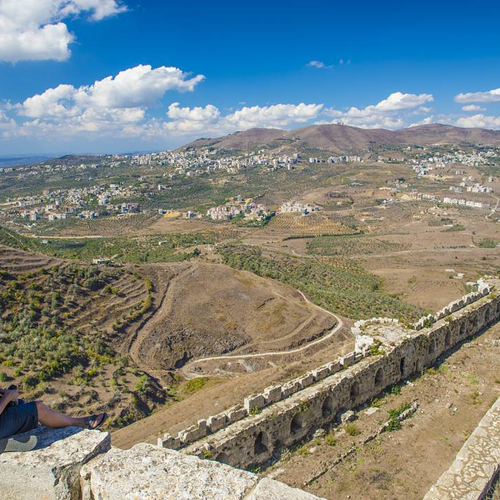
[0,386,107,440]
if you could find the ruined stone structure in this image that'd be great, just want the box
[157,279,500,470]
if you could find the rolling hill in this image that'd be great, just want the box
[183,124,500,153]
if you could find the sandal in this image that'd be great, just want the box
[84,412,107,430]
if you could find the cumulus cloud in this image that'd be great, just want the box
[408,116,434,128]
[3,78,442,143]
[161,102,324,136]
[19,65,204,119]
[167,102,220,122]
[323,92,434,129]
[9,65,204,138]
[455,87,500,103]
[462,104,486,112]
[164,103,221,133]
[0,0,127,62]
[225,103,323,129]
[456,114,500,129]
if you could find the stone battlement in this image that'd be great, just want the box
[157,278,499,469]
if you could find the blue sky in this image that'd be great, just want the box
[1,0,500,155]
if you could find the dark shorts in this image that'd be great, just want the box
[0,401,38,440]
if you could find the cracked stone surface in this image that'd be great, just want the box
[80,443,322,500]
[0,426,111,500]
[424,396,500,500]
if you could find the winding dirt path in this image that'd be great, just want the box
[180,290,345,379]
[486,194,500,220]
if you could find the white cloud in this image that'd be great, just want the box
[462,104,486,112]
[19,65,204,119]
[356,91,433,114]
[0,0,127,62]
[323,92,434,129]
[225,103,323,129]
[161,103,324,136]
[456,114,500,129]
[455,87,500,103]
[4,78,441,144]
[307,60,334,69]
[10,65,204,138]
[164,103,221,133]
[408,116,434,128]
[167,102,220,122]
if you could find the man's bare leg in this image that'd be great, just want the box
[35,401,91,428]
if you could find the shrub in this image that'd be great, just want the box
[345,423,360,436]
[249,406,262,416]
[184,377,208,395]
[386,419,402,432]
[325,433,337,446]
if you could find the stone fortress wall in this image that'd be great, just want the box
[158,278,500,469]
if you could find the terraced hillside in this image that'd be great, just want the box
[0,245,168,428]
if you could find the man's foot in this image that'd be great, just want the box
[83,412,107,430]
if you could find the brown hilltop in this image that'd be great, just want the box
[182,123,500,153]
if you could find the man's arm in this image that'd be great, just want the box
[0,389,18,417]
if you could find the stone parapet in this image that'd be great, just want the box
[424,396,500,500]
[80,443,322,500]
[0,426,110,500]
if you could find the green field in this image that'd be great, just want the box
[0,226,218,263]
[218,245,426,322]
[306,234,409,256]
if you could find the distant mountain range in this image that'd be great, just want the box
[183,124,500,154]
[0,156,51,168]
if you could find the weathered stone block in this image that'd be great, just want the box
[312,366,330,381]
[244,394,265,412]
[228,407,248,423]
[80,443,259,500]
[297,373,315,389]
[282,380,301,398]
[180,423,208,445]
[208,414,227,433]
[0,426,110,500]
[157,433,182,450]
[245,478,324,499]
[263,385,282,404]
[326,361,342,375]
[339,352,356,367]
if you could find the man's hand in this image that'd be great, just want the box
[3,388,19,403]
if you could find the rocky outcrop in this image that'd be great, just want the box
[80,443,321,500]
[0,426,110,500]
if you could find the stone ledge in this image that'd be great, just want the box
[424,396,500,500]
[80,443,323,500]
[244,478,324,499]
[0,426,110,500]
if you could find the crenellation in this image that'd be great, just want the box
[263,385,282,404]
[227,407,248,423]
[339,351,356,367]
[157,433,182,450]
[244,394,266,413]
[207,414,228,433]
[311,366,330,381]
[297,372,315,389]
